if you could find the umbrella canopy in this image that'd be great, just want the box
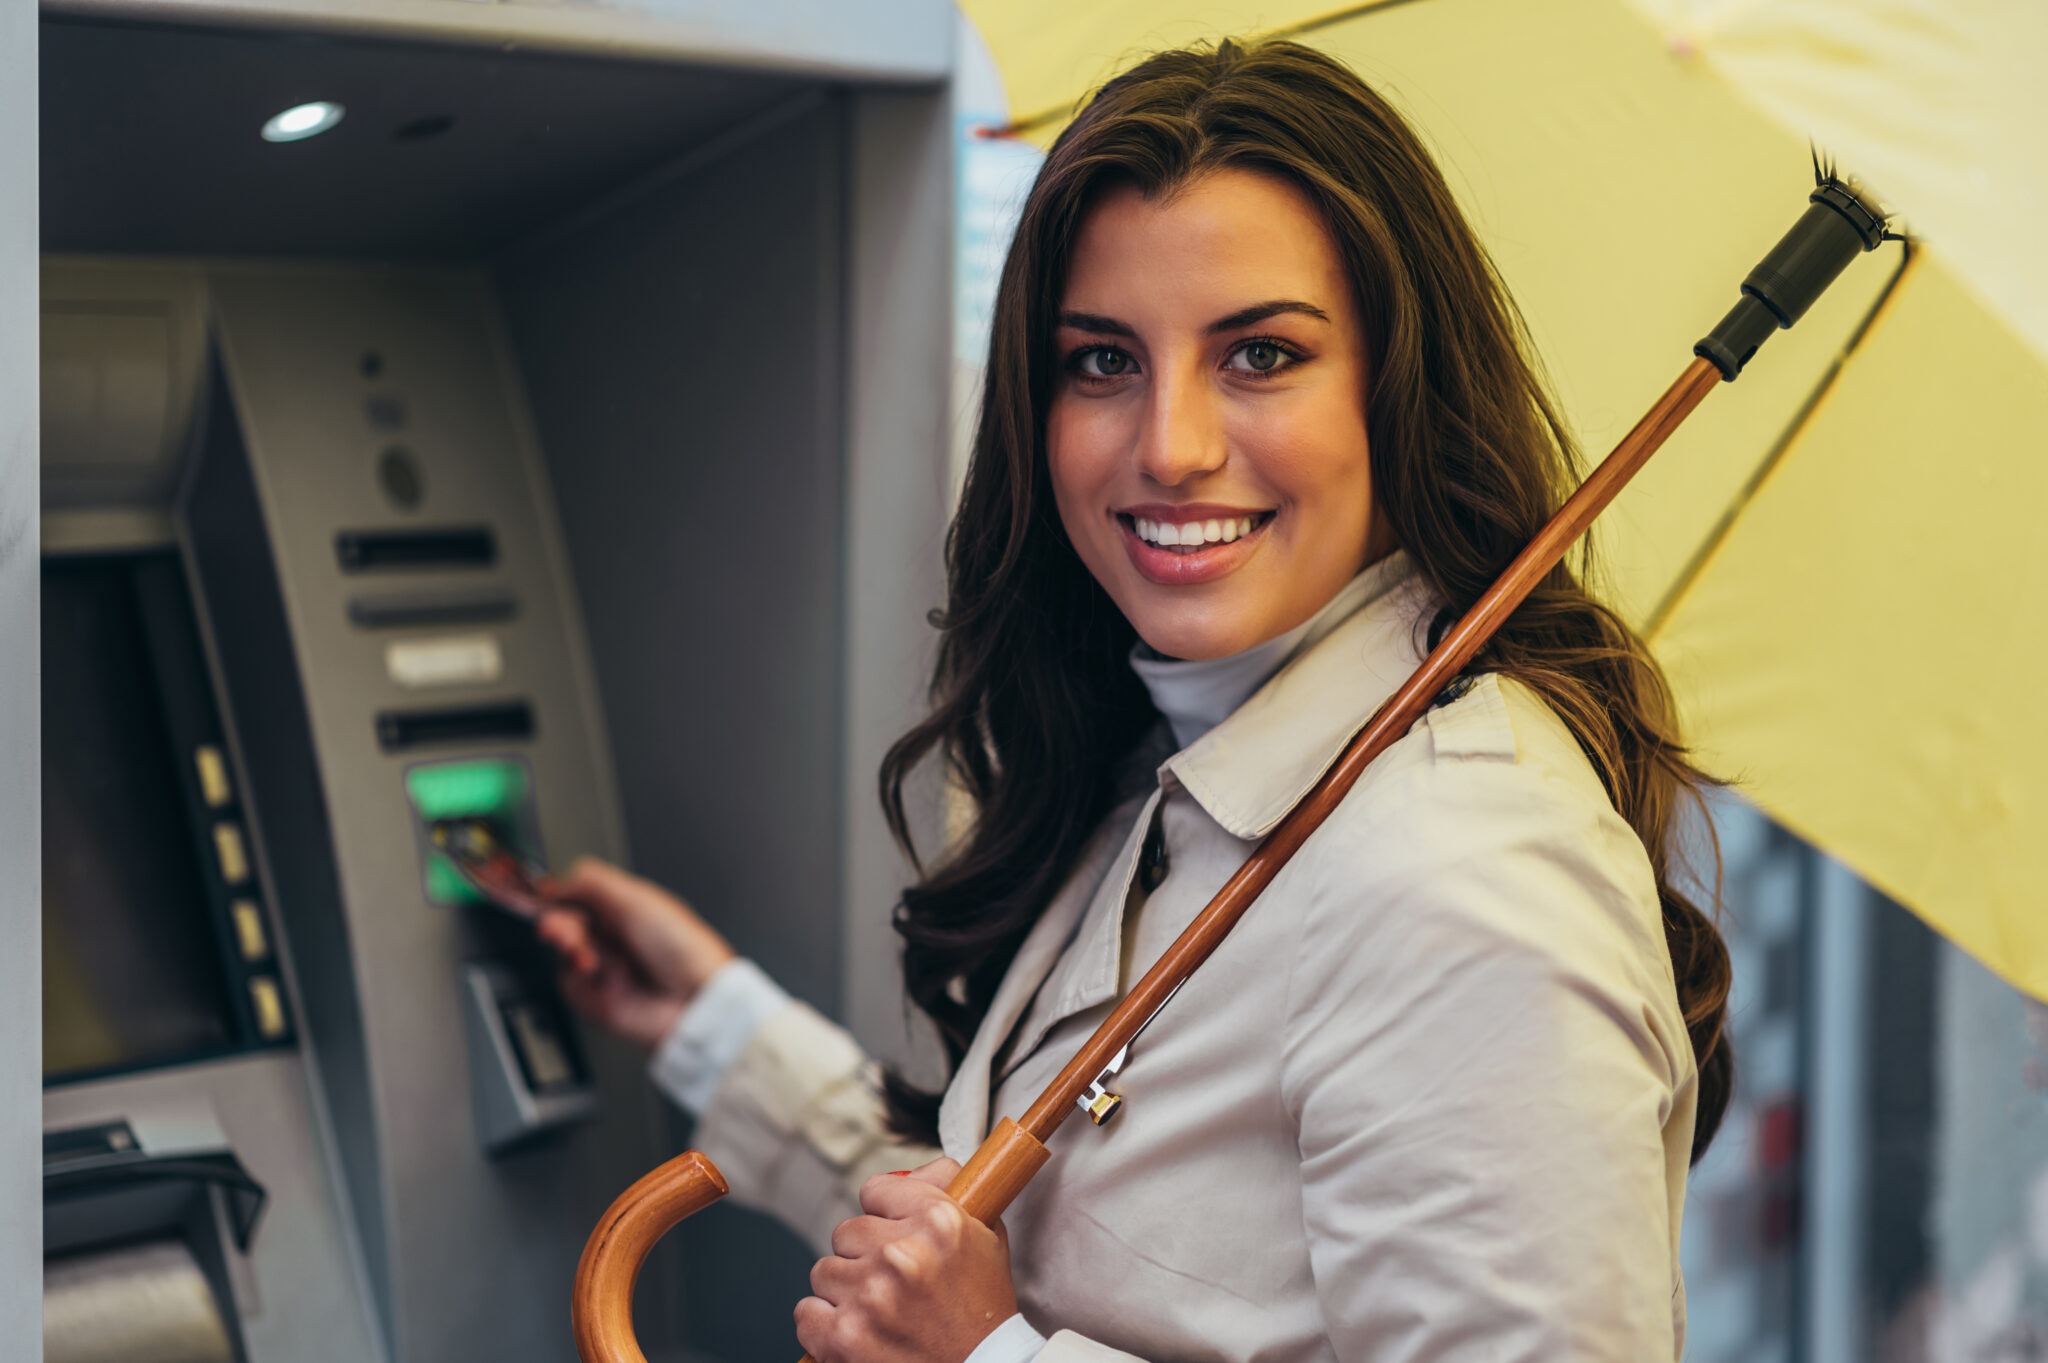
[957,0,2048,1002]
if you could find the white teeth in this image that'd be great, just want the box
[1131,514,1264,548]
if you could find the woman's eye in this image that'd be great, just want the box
[1075,347,1135,378]
[1226,339,1297,375]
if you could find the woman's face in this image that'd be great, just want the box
[1048,167,1393,661]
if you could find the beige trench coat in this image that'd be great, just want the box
[689,553,1698,1362]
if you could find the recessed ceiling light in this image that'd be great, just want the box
[261,101,345,143]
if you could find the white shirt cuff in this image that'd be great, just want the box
[964,1313,1047,1363]
[646,958,791,1115]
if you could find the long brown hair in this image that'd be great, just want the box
[881,38,1733,1162]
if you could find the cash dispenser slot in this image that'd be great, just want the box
[335,526,496,572]
[43,1111,267,1363]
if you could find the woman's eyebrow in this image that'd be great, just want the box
[1057,311,1136,337]
[1206,299,1329,334]
[1056,300,1329,337]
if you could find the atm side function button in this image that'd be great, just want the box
[336,526,495,573]
[349,587,517,630]
[194,744,232,807]
[231,899,269,962]
[213,823,251,885]
[248,977,288,1040]
[386,634,503,690]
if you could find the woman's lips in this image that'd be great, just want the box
[1114,509,1274,586]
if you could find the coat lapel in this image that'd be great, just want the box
[937,786,1156,1160]
[985,789,1160,1100]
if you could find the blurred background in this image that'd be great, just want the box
[8,2,2045,1361]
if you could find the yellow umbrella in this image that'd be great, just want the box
[957,0,2048,1002]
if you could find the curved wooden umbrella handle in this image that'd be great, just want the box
[570,1122,1048,1363]
[573,1150,730,1363]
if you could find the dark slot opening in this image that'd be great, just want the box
[376,702,534,752]
[348,588,519,630]
[335,526,496,572]
[43,1122,140,1172]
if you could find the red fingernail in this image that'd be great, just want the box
[887,1170,912,1176]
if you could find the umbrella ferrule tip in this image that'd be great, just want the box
[1697,168,1896,380]
[1810,177,1889,253]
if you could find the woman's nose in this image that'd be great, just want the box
[1134,367,1228,486]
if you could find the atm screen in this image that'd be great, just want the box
[42,553,242,1081]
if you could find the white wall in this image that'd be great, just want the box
[0,0,39,1358]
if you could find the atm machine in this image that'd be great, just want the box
[36,4,953,1360]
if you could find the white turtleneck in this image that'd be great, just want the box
[1128,557,1394,750]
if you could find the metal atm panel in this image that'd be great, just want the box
[185,264,672,1363]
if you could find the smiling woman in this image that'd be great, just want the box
[1047,172,1391,650]
[541,36,1733,1363]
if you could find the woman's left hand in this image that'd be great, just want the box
[795,1158,1019,1363]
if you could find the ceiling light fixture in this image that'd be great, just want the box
[261,101,346,143]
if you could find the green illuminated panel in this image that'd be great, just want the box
[405,759,532,906]
[405,759,527,820]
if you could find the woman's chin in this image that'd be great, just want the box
[1128,610,1271,662]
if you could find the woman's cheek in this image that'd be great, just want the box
[1045,419,1114,553]
[1047,402,1112,485]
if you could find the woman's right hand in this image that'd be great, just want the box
[532,857,736,1052]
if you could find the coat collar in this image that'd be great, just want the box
[937,551,1436,1155]
[1166,550,1435,838]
